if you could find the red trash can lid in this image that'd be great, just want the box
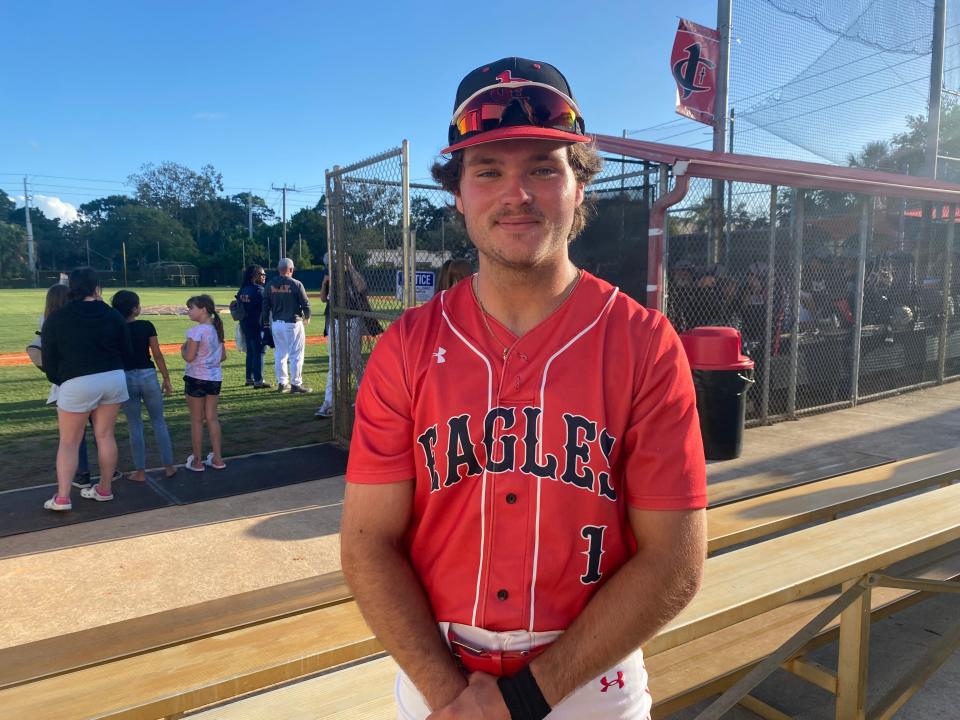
[680,326,755,371]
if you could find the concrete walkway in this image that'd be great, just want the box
[2,382,958,712]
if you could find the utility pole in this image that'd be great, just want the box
[298,233,303,262]
[271,184,299,259]
[267,236,271,266]
[923,0,947,272]
[725,107,736,265]
[23,177,36,287]
[926,0,947,180]
[710,0,733,266]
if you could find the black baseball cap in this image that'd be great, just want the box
[442,57,589,154]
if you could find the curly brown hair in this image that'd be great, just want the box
[430,142,603,242]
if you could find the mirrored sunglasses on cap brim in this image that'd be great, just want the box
[445,83,587,153]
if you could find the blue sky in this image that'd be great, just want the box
[0,1,720,222]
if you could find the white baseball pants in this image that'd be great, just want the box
[271,320,305,388]
[394,622,651,719]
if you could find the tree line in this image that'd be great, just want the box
[0,161,329,283]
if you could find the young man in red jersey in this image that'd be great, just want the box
[341,57,707,720]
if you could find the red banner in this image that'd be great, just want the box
[671,18,720,126]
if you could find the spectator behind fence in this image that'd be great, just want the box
[437,258,473,291]
[111,290,176,483]
[315,253,383,419]
[262,258,312,394]
[237,264,270,389]
[182,294,227,472]
[41,268,131,511]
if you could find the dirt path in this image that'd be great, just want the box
[1,335,328,367]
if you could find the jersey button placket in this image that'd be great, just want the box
[505,493,517,504]
[497,589,509,601]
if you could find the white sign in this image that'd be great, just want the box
[396,270,436,303]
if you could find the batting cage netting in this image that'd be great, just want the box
[637,0,960,175]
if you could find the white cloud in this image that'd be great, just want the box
[14,194,79,224]
[194,111,224,121]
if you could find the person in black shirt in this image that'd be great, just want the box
[41,268,131,511]
[261,258,312,393]
[111,290,176,483]
[237,265,270,389]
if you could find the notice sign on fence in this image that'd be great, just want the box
[396,270,436,303]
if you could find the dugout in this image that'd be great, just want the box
[592,134,960,424]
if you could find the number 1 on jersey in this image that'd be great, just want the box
[580,525,606,584]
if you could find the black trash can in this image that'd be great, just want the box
[680,327,755,460]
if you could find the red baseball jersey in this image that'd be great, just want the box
[346,271,706,633]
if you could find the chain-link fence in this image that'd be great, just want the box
[328,139,959,437]
[664,176,960,425]
[326,144,411,444]
[575,156,659,303]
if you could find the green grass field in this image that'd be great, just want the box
[0,287,336,492]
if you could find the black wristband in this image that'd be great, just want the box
[497,666,552,720]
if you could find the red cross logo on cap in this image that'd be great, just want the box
[496,70,529,84]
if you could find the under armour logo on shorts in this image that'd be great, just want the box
[600,672,625,692]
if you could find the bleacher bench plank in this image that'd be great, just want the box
[0,572,352,690]
[9,449,950,691]
[184,543,960,720]
[190,655,398,720]
[0,601,380,720]
[706,448,960,552]
[648,482,960,655]
[6,466,959,719]
[647,542,960,717]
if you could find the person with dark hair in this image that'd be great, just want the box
[237,264,270,389]
[182,294,227,471]
[40,268,131,511]
[111,290,176,482]
[438,258,473,292]
[341,58,706,720]
[262,258,312,394]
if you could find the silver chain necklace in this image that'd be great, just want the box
[472,269,583,360]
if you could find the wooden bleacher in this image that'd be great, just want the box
[706,448,960,553]
[0,573,353,690]
[188,486,960,720]
[2,451,958,719]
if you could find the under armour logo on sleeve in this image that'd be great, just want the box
[600,672,625,692]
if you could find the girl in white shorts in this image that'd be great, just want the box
[40,268,130,511]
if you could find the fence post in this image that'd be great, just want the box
[787,188,803,419]
[850,197,870,407]
[761,185,778,424]
[661,164,672,312]
[938,205,955,383]
[402,139,414,309]
[333,167,354,441]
